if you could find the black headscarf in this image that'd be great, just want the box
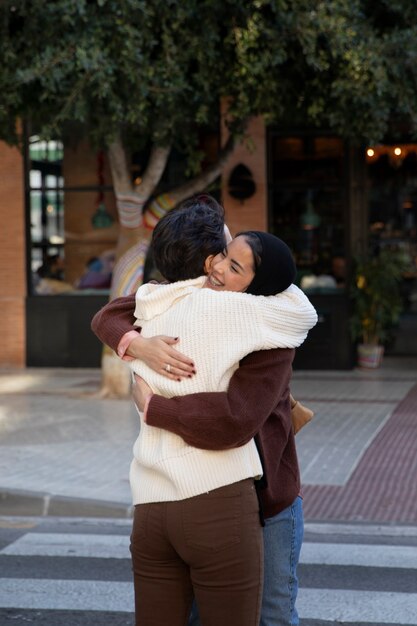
[242,231,296,296]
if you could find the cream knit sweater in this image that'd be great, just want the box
[129,276,317,504]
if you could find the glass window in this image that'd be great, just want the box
[268,133,347,292]
[367,144,417,315]
[26,129,219,295]
[28,136,67,294]
[26,135,117,295]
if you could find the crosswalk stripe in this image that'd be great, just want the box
[0,533,130,559]
[2,578,417,623]
[300,542,417,569]
[0,578,133,612]
[298,588,417,625]
[2,531,417,624]
[6,534,417,571]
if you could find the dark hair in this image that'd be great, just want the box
[236,231,262,272]
[151,194,226,282]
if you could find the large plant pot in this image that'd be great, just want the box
[357,343,384,369]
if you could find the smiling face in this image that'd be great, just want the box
[204,235,256,293]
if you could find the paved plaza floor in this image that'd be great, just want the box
[0,356,416,522]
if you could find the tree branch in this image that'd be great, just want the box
[108,137,172,229]
[167,133,236,206]
[107,134,134,194]
[139,144,172,198]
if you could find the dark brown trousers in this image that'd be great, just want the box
[130,478,263,626]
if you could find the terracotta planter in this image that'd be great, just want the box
[357,343,384,368]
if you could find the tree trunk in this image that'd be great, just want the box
[99,133,237,398]
[99,137,173,397]
[98,346,132,399]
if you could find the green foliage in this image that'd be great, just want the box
[2,0,417,155]
[0,0,249,151]
[350,249,408,345]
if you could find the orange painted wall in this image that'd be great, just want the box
[0,140,26,366]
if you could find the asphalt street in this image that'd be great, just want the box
[1,516,417,626]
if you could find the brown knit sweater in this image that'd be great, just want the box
[91,296,301,518]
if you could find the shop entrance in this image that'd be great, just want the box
[267,131,355,369]
[367,144,417,355]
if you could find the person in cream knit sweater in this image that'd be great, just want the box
[129,275,315,505]
[124,229,316,626]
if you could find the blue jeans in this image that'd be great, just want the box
[260,496,303,626]
[188,496,303,626]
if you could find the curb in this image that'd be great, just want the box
[0,488,133,519]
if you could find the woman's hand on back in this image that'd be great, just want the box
[128,334,196,380]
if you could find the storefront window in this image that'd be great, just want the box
[26,136,117,295]
[26,130,221,296]
[27,137,66,293]
[268,133,347,293]
[367,144,417,315]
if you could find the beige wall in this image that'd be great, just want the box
[0,140,26,366]
[222,116,268,236]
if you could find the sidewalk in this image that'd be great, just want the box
[0,357,416,523]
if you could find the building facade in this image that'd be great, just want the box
[1,118,416,369]
[0,142,26,367]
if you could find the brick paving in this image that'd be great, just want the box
[299,378,417,523]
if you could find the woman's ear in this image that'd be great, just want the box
[204,255,214,274]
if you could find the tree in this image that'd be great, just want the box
[1,0,249,395]
[1,0,417,394]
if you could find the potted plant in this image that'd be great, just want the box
[350,248,407,368]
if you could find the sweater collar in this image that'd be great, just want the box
[134,276,206,322]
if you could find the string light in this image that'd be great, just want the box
[366,144,417,167]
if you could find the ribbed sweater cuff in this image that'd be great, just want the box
[147,395,180,431]
[117,330,140,361]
